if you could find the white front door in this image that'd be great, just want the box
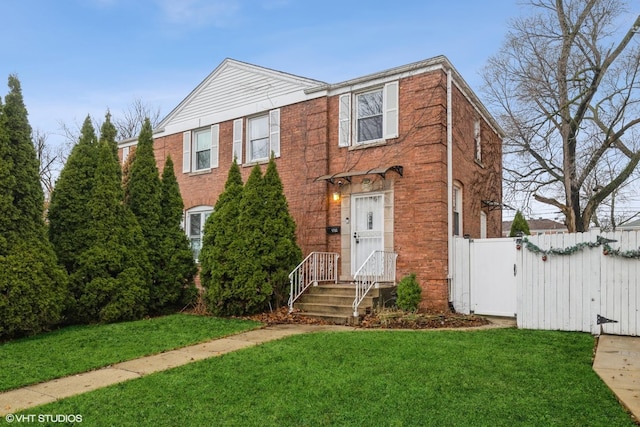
[351,193,384,274]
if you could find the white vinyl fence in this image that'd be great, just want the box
[452,230,640,336]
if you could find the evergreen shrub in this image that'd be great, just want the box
[396,273,422,312]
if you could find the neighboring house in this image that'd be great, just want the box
[618,217,640,231]
[502,218,568,236]
[118,56,504,312]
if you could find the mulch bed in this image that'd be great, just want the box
[244,307,490,329]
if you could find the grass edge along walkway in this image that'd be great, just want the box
[8,327,635,426]
[0,324,346,416]
[0,314,261,393]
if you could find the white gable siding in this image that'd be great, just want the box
[160,60,325,136]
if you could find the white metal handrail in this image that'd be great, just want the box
[288,252,340,312]
[353,250,398,317]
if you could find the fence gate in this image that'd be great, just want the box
[451,237,517,317]
[452,230,640,336]
[517,230,640,336]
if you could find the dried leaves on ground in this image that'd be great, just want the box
[244,307,490,329]
[359,310,490,329]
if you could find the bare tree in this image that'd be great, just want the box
[32,128,67,202]
[58,98,162,145]
[113,98,162,140]
[482,0,640,231]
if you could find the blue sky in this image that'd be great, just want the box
[1,0,524,141]
[2,0,543,217]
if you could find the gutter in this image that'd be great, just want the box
[447,69,454,297]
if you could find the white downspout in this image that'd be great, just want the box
[446,69,454,302]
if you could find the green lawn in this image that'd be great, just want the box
[0,314,260,392]
[18,329,633,426]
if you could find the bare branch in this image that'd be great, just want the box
[483,0,640,231]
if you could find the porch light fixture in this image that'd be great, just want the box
[332,180,344,202]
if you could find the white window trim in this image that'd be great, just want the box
[338,81,399,148]
[182,125,219,174]
[338,93,351,147]
[453,183,463,236]
[232,118,243,164]
[245,108,280,164]
[354,87,384,145]
[122,146,130,165]
[474,119,482,162]
[185,205,213,262]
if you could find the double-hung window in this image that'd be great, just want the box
[194,128,212,170]
[338,81,398,147]
[242,109,280,164]
[182,124,219,173]
[185,206,212,262]
[356,89,384,143]
[248,115,270,161]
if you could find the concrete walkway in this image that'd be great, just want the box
[593,334,640,421]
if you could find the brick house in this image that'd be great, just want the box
[118,56,503,313]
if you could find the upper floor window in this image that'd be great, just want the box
[233,109,280,164]
[356,89,383,143]
[339,81,398,147]
[185,206,213,262]
[474,119,482,162]
[194,128,212,170]
[248,115,270,161]
[182,124,219,173]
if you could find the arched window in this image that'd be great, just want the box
[453,183,463,236]
[185,205,213,262]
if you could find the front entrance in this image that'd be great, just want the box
[351,193,384,274]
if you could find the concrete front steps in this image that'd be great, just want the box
[293,283,395,325]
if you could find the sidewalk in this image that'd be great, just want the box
[0,324,353,416]
[593,334,640,422]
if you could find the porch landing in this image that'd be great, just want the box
[293,282,396,325]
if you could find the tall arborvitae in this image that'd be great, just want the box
[70,114,150,323]
[124,118,166,312]
[0,96,13,255]
[2,76,43,237]
[0,76,67,339]
[122,148,136,204]
[262,155,302,308]
[159,155,197,308]
[201,159,244,315]
[48,116,98,273]
[231,164,271,315]
[509,210,531,237]
[101,111,120,164]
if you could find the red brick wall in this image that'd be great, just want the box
[450,84,503,239]
[320,71,454,310]
[152,98,331,257]
[127,67,502,313]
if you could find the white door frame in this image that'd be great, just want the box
[351,193,384,274]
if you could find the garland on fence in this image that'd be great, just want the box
[521,236,640,260]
